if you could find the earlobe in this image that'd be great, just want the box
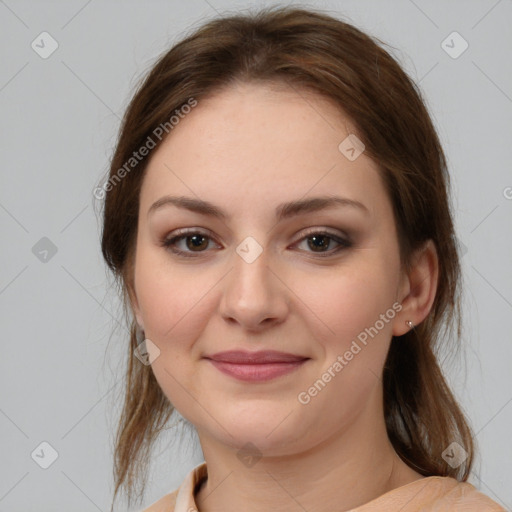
[135,310,144,331]
[393,239,439,336]
[127,285,144,330]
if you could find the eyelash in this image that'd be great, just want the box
[160,228,352,258]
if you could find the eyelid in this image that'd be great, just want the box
[295,226,351,243]
[161,228,220,257]
[164,226,350,244]
[168,227,215,239]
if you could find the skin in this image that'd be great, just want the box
[131,81,439,512]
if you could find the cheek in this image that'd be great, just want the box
[134,256,215,414]
[133,249,218,393]
[134,245,210,339]
[298,257,397,340]
[291,264,398,428]
[293,250,400,390]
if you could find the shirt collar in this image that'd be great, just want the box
[174,462,208,512]
[171,462,504,511]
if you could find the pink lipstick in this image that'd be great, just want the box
[204,350,309,382]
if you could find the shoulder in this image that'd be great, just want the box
[398,476,506,511]
[355,476,506,512]
[141,488,179,512]
[439,479,506,511]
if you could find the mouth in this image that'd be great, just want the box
[203,350,310,382]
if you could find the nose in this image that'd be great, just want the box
[218,247,289,332]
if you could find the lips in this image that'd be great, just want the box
[203,350,310,382]
[205,350,309,364]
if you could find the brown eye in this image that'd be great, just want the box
[295,230,352,257]
[183,234,209,251]
[161,228,352,259]
[162,230,219,257]
[306,234,333,252]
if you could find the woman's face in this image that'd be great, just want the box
[130,82,410,455]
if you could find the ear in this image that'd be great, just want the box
[393,239,439,336]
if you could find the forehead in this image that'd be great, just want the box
[140,82,386,221]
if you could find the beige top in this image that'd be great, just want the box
[142,462,506,512]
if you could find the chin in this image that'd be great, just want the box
[207,414,312,456]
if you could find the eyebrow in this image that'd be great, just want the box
[147,194,370,221]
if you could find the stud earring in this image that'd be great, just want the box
[406,320,414,330]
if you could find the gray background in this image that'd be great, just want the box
[1,0,511,510]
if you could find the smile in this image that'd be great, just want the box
[206,359,309,382]
[202,349,311,382]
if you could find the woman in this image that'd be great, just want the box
[98,6,506,512]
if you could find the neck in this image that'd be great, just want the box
[194,390,424,512]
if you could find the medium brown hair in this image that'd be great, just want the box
[98,5,474,509]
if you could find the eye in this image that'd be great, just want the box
[161,228,352,258]
[161,229,218,257]
[292,229,352,257]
